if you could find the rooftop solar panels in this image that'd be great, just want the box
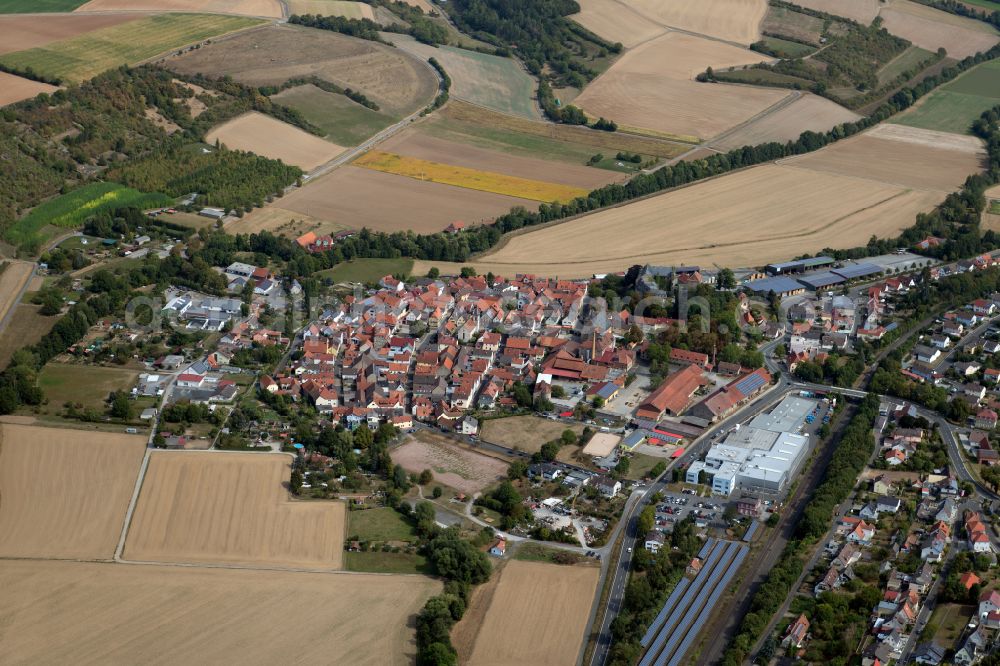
[734,372,767,396]
[832,262,883,280]
[766,256,835,274]
[797,272,845,289]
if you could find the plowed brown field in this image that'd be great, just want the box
[125,451,346,568]
[460,560,599,666]
[0,14,139,54]
[0,72,54,107]
[0,560,440,666]
[0,424,146,560]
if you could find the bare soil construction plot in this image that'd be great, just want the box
[413,161,958,277]
[206,112,344,170]
[125,451,347,568]
[788,0,880,23]
[226,205,349,238]
[574,31,785,141]
[458,560,599,666]
[0,261,33,325]
[571,0,665,48]
[0,560,439,666]
[781,124,986,192]
[278,166,537,234]
[380,131,622,189]
[0,423,146,560]
[0,13,139,54]
[75,0,283,16]
[879,0,999,59]
[0,72,58,106]
[166,24,437,117]
[391,431,508,495]
[715,93,861,150]
[627,0,767,44]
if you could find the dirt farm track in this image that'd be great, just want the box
[0,560,440,666]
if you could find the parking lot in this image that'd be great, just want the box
[653,489,727,532]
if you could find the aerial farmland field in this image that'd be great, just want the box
[125,451,347,568]
[74,0,283,16]
[0,423,146,560]
[0,13,140,54]
[0,13,265,83]
[571,0,666,48]
[788,0,880,23]
[574,31,786,141]
[414,124,982,278]
[0,261,34,326]
[896,59,1000,134]
[626,0,767,44]
[714,93,861,150]
[391,430,509,495]
[0,305,57,367]
[455,560,600,666]
[276,166,538,234]
[206,112,345,170]
[878,0,999,58]
[270,83,397,146]
[479,415,585,455]
[389,34,540,119]
[0,560,440,666]
[36,363,141,416]
[286,0,374,18]
[226,205,349,239]
[166,24,438,118]
[0,71,58,106]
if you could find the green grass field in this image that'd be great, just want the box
[5,182,171,252]
[344,550,431,574]
[990,200,1000,214]
[0,13,263,83]
[962,0,1000,10]
[270,84,397,146]
[37,363,139,414]
[761,36,816,58]
[319,258,414,284]
[0,0,87,12]
[897,59,1000,134]
[877,46,934,85]
[718,68,814,88]
[389,34,539,119]
[347,507,418,543]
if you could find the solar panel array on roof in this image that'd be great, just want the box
[831,262,883,280]
[745,276,803,294]
[766,256,835,274]
[797,272,845,289]
[734,372,767,396]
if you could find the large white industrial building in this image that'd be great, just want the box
[686,396,818,496]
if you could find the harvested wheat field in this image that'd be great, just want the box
[879,0,999,59]
[627,0,767,44]
[226,206,349,238]
[788,0,880,23]
[0,306,58,368]
[391,431,508,495]
[0,560,439,666]
[125,451,346,568]
[286,0,375,19]
[206,112,344,170]
[715,94,861,150]
[166,24,437,117]
[278,166,537,234]
[75,0,283,17]
[0,72,58,106]
[0,13,139,54]
[459,560,599,666]
[571,0,665,48]
[0,423,146,560]
[413,164,953,277]
[0,261,33,325]
[574,31,785,141]
[381,131,623,189]
[781,123,986,192]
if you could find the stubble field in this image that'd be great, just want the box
[125,451,347,568]
[0,13,139,54]
[0,72,57,106]
[286,0,375,18]
[714,93,861,150]
[0,423,146,560]
[166,24,438,118]
[277,166,538,234]
[391,431,508,495]
[574,31,786,141]
[0,305,57,367]
[0,261,34,325]
[479,415,585,455]
[0,13,264,83]
[0,559,440,666]
[74,0,282,16]
[458,560,600,666]
[788,0,879,22]
[878,0,999,58]
[627,0,766,44]
[571,0,666,48]
[206,112,345,170]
